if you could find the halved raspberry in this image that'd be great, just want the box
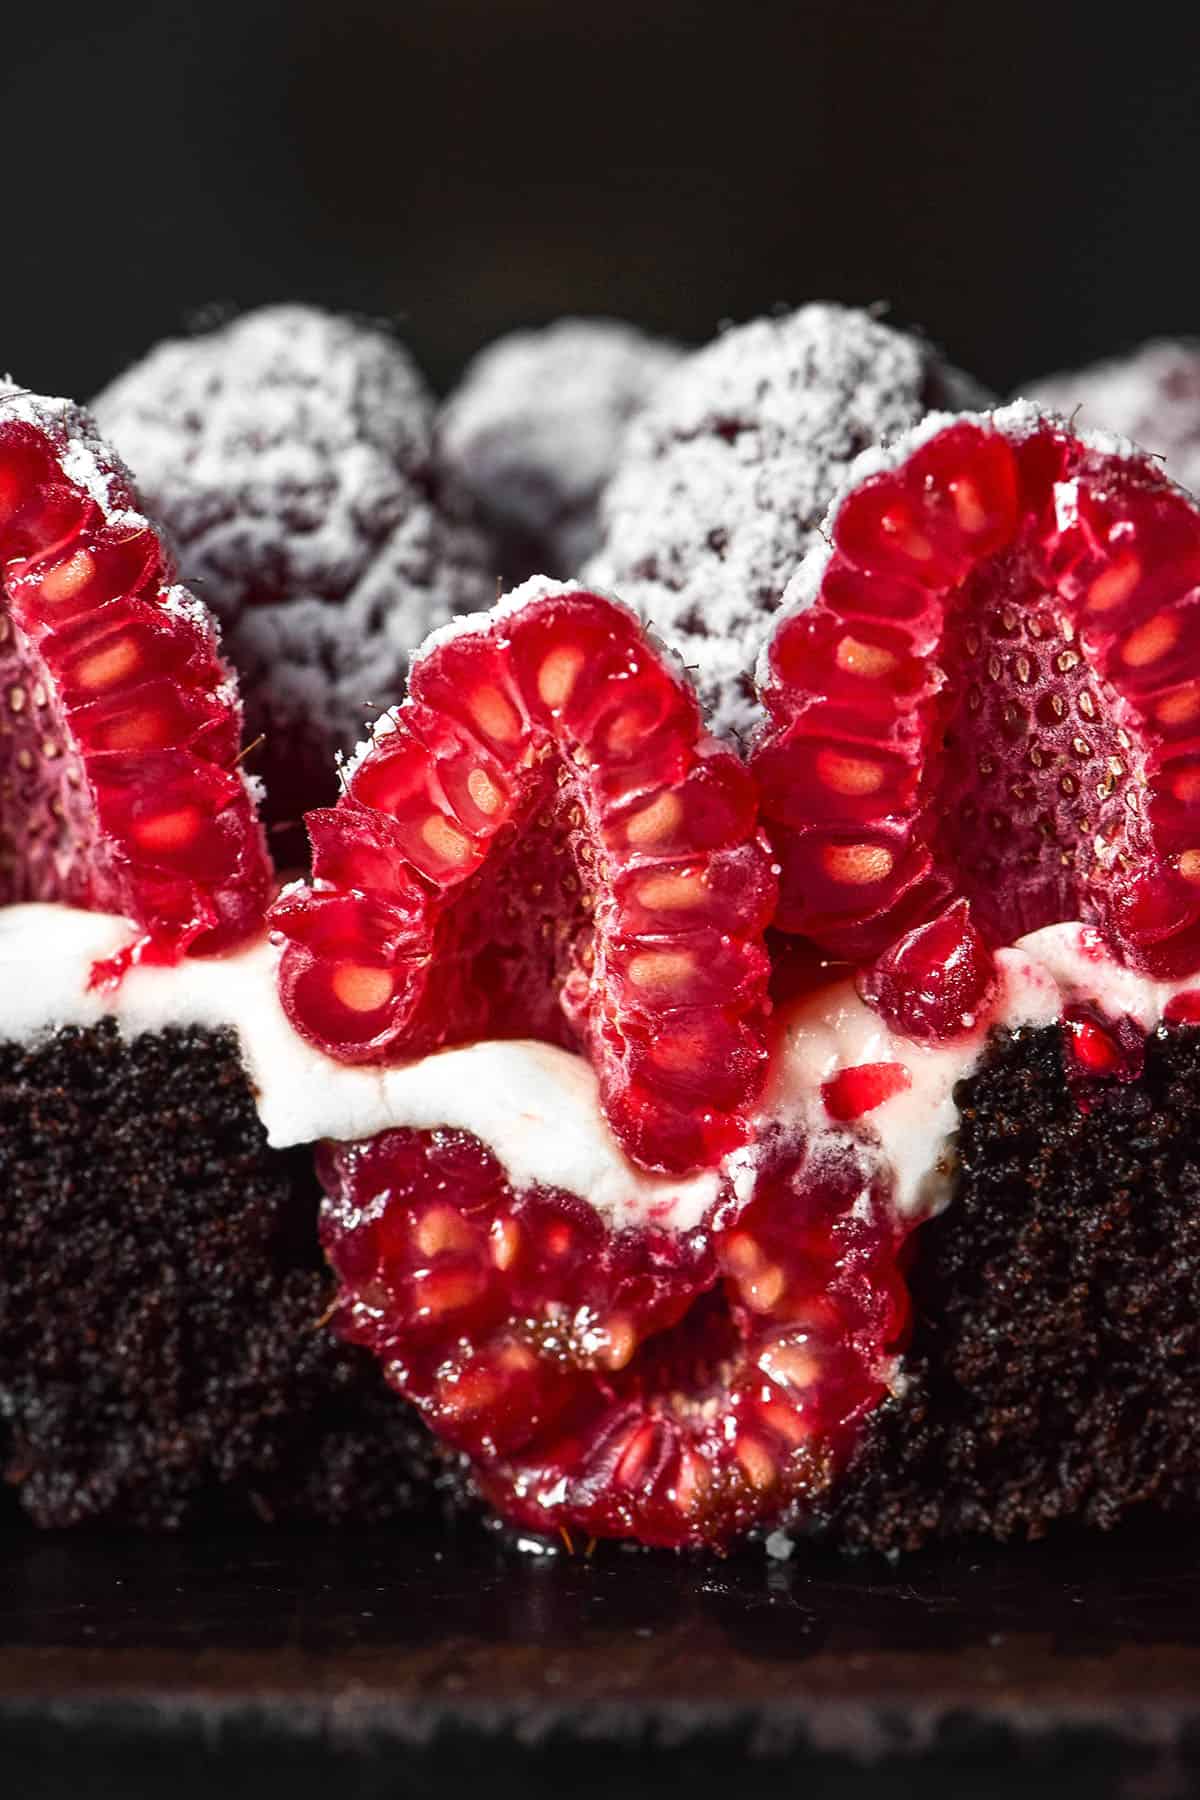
[271,583,776,1174]
[0,389,271,960]
[318,1119,909,1550]
[1026,340,1200,501]
[754,407,1200,980]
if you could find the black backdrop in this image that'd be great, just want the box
[6,0,1199,402]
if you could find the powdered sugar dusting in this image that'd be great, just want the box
[586,305,990,743]
[94,306,495,831]
[0,384,139,517]
[343,577,627,781]
[1024,340,1200,498]
[761,399,1178,697]
[439,318,682,579]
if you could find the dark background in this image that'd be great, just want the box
[5,0,1199,403]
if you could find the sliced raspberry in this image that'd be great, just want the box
[1026,340,1200,500]
[270,583,775,1174]
[94,305,493,847]
[318,1120,909,1550]
[754,407,1200,980]
[439,318,682,581]
[587,304,990,741]
[0,388,271,960]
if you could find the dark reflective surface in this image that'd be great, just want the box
[4,1524,1200,1794]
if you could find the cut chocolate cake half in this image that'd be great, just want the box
[822,1017,1200,1553]
[284,403,1200,1554]
[0,386,443,1528]
[0,1017,444,1528]
[9,335,1200,1563]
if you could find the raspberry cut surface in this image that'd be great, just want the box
[754,411,1200,983]
[0,391,271,961]
[318,1120,910,1550]
[271,584,776,1175]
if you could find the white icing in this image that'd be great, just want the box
[747,921,1200,1222]
[3,904,1198,1236]
[0,905,718,1235]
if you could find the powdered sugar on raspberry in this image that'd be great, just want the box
[762,398,1168,692]
[0,384,140,523]
[439,318,682,578]
[586,305,990,743]
[341,575,592,780]
[93,306,495,831]
[1024,341,1200,498]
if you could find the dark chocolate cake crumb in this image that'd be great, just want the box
[824,1023,1200,1553]
[0,1021,461,1530]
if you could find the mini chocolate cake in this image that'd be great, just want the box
[825,1022,1200,1553]
[11,332,1200,1565]
[0,1021,449,1529]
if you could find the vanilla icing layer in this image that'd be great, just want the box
[3,905,1198,1234]
[0,905,719,1234]
[750,924,1200,1220]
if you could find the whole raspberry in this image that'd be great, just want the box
[438,318,681,581]
[587,304,989,741]
[94,306,494,849]
[1025,340,1200,498]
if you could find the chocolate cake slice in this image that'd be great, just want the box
[825,1020,1200,1552]
[0,381,446,1532]
[0,1021,446,1529]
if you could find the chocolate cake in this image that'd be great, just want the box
[7,312,1200,1563]
[0,1022,444,1529]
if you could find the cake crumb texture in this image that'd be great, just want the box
[0,1022,454,1529]
[826,1024,1200,1551]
